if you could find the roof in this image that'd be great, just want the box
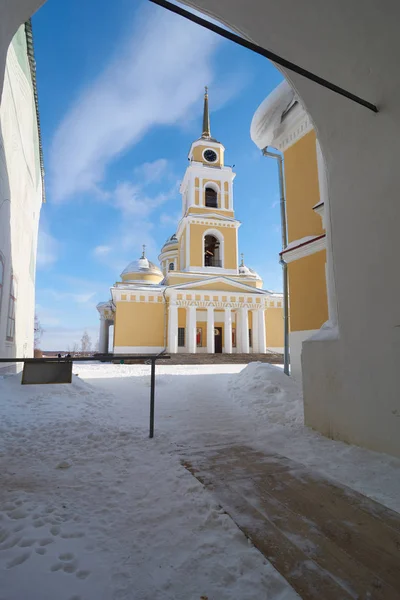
[250,80,296,150]
[25,19,45,203]
[120,256,162,279]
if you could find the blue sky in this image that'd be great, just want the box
[33,0,283,350]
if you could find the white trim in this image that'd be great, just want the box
[169,275,271,294]
[184,266,236,275]
[186,222,190,267]
[281,235,326,263]
[114,346,165,354]
[313,202,325,228]
[272,102,313,152]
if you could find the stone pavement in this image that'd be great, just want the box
[183,445,400,599]
[155,352,284,365]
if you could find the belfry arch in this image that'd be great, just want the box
[2,0,400,456]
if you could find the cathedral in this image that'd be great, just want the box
[97,89,283,355]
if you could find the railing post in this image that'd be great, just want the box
[149,358,156,438]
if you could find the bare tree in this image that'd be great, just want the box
[80,330,92,355]
[34,314,44,349]
[72,342,79,354]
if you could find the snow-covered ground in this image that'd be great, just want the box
[1,362,400,600]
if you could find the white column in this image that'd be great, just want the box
[252,310,259,353]
[224,308,232,354]
[207,306,215,353]
[99,316,108,353]
[168,304,178,353]
[240,307,250,353]
[258,309,267,354]
[187,306,197,353]
[236,310,241,352]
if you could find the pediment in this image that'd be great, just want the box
[169,276,267,294]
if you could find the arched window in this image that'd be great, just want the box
[204,235,221,267]
[205,186,218,208]
[6,274,16,342]
[169,262,175,271]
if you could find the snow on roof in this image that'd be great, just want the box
[250,80,296,150]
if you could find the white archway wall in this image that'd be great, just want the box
[2,0,400,455]
[183,0,400,457]
[203,228,224,268]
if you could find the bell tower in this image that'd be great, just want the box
[176,88,240,274]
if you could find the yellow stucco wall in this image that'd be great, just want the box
[191,144,224,167]
[187,207,235,218]
[265,308,284,347]
[288,250,328,332]
[178,308,186,327]
[114,302,164,347]
[284,130,323,242]
[190,223,237,269]
[121,273,162,283]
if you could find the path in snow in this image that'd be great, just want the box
[0,366,300,600]
[1,362,400,600]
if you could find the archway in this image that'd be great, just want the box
[2,0,400,456]
[204,234,221,267]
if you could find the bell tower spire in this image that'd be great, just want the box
[202,86,211,139]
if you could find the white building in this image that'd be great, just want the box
[0,21,44,372]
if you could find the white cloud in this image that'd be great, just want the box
[134,158,169,185]
[50,4,221,202]
[93,245,112,257]
[160,211,181,227]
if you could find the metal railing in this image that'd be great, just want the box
[0,353,170,439]
[204,257,222,267]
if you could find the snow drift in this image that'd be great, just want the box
[228,363,303,426]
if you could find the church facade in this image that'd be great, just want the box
[97,90,283,355]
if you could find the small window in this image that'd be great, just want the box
[6,275,16,342]
[232,328,236,348]
[169,262,175,271]
[178,327,185,347]
[249,329,252,348]
[196,327,202,347]
[205,187,218,208]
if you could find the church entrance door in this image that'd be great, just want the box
[214,327,223,353]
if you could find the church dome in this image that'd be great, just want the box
[238,255,262,281]
[161,233,178,250]
[120,247,163,284]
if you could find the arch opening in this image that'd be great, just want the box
[204,234,221,267]
[205,186,218,208]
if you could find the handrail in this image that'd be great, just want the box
[0,353,170,438]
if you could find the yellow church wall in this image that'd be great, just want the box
[189,223,237,269]
[284,130,323,242]
[114,302,164,347]
[288,250,328,332]
[121,273,162,283]
[265,308,284,348]
[178,308,186,327]
[187,207,235,218]
[191,145,224,167]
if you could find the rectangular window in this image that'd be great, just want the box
[196,327,202,347]
[6,275,16,342]
[232,328,236,348]
[178,327,185,347]
[249,329,252,348]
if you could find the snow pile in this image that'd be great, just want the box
[228,362,303,426]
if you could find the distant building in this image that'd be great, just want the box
[251,81,328,380]
[97,89,283,355]
[0,22,44,372]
